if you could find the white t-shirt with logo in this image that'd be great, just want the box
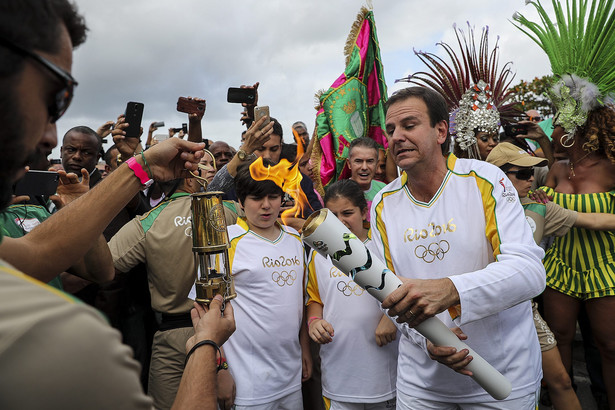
[224,218,305,406]
[370,154,545,403]
[306,239,398,403]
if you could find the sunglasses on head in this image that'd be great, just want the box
[0,37,77,123]
[506,167,534,181]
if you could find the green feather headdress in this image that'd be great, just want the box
[512,0,615,135]
[397,24,518,158]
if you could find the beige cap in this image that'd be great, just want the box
[485,142,548,168]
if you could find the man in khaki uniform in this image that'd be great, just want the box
[109,173,235,410]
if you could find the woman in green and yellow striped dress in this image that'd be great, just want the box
[542,109,615,405]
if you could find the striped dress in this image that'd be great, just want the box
[542,187,615,299]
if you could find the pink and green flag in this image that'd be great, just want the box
[312,6,388,194]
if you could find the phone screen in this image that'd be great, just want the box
[13,170,59,197]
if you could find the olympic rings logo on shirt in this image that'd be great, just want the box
[414,240,450,263]
[336,280,365,297]
[271,270,297,287]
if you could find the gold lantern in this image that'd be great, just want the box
[190,191,236,306]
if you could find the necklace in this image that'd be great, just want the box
[568,152,591,180]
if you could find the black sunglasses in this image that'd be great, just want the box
[0,37,77,123]
[506,168,534,181]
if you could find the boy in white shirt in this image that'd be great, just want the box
[223,161,312,409]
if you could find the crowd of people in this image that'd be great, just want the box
[1,0,615,410]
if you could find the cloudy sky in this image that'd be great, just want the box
[53,0,553,159]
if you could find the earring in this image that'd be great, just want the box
[560,133,575,148]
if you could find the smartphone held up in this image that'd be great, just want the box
[124,101,144,139]
[503,123,528,138]
[177,97,206,115]
[227,87,256,105]
[254,106,270,128]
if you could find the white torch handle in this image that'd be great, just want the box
[415,318,512,400]
[302,209,512,400]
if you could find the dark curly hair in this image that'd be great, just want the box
[579,105,615,163]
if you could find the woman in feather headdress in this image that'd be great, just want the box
[398,23,520,161]
[515,1,615,406]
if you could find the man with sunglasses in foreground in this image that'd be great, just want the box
[0,1,234,408]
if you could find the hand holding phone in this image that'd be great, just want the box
[254,106,270,128]
[124,102,144,139]
[227,87,257,104]
[177,97,206,116]
[48,168,91,209]
[503,123,528,138]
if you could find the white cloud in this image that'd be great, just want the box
[54,0,552,159]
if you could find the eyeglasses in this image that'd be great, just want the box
[506,168,534,181]
[0,37,77,123]
[528,115,543,122]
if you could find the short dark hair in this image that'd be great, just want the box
[103,144,119,165]
[234,160,284,204]
[386,87,451,155]
[270,117,284,142]
[324,179,367,212]
[64,126,103,152]
[349,137,379,158]
[0,0,87,78]
[280,143,297,163]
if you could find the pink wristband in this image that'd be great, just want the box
[307,316,321,329]
[126,156,154,188]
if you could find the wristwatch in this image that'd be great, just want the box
[237,149,255,161]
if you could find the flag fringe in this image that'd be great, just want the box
[344,5,371,66]
[314,89,326,110]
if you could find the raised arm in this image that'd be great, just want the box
[519,120,555,167]
[0,138,205,281]
[185,96,206,144]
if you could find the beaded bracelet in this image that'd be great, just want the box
[140,150,153,178]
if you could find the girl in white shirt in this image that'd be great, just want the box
[306,179,398,410]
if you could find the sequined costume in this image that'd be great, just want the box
[541,187,615,299]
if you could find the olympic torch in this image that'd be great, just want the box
[190,191,236,306]
[302,209,512,400]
